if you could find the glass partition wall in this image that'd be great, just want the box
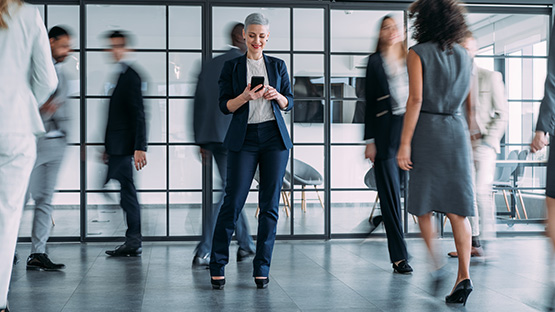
[21,1,552,242]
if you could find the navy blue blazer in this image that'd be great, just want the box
[105,64,147,156]
[364,52,403,159]
[218,53,294,152]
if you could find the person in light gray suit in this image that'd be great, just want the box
[192,23,255,268]
[24,26,72,271]
[531,22,555,312]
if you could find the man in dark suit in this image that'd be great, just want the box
[192,23,255,268]
[103,30,147,257]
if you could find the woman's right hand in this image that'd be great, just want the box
[397,144,413,171]
[365,143,377,163]
[239,83,266,102]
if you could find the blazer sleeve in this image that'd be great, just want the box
[537,24,555,134]
[218,60,235,115]
[483,71,508,149]
[30,8,58,105]
[130,72,147,151]
[363,58,376,141]
[278,60,294,112]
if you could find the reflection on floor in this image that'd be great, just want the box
[18,202,546,239]
[10,238,553,311]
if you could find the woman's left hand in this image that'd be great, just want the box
[397,144,413,171]
[263,86,281,101]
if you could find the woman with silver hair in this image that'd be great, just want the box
[209,12,293,289]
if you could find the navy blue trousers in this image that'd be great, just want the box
[107,155,142,248]
[374,114,408,263]
[210,121,289,277]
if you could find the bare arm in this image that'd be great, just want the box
[397,49,423,171]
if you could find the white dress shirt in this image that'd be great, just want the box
[246,57,275,124]
[0,3,58,136]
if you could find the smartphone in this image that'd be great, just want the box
[250,76,264,92]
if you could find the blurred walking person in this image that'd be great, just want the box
[25,26,73,271]
[397,0,475,305]
[0,0,58,310]
[192,23,255,269]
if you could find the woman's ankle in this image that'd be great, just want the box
[211,276,225,280]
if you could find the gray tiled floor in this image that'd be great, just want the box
[9,237,554,311]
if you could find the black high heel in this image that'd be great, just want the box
[445,279,473,306]
[211,277,225,290]
[254,277,269,289]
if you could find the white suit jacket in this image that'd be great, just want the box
[0,3,57,136]
[475,66,508,153]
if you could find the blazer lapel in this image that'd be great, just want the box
[375,52,390,98]
[236,54,247,92]
[263,54,276,88]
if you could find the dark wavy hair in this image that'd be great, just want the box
[409,0,468,51]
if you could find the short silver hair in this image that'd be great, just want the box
[244,13,270,30]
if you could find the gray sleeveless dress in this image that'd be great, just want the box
[407,42,475,217]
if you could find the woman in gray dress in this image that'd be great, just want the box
[397,0,475,305]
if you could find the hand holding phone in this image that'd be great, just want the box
[250,76,264,92]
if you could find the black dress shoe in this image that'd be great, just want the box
[13,252,19,266]
[237,248,255,262]
[392,260,413,274]
[105,245,142,257]
[211,278,225,290]
[445,279,473,306]
[26,253,66,271]
[255,277,269,289]
[192,254,210,269]
[367,215,383,235]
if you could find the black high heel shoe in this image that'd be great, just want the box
[254,277,269,289]
[211,277,225,290]
[445,279,473,306]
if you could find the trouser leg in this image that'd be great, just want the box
[374,158,409,263]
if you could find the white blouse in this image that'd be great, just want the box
[246,57,275,124]
[382,57,409,115]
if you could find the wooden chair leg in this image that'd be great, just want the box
[51,216,55,226]
[517,190,528,219]
[314,186,324,210]
[502,190,511,217]
[301,185,306,213]
[412,215,417,224]
[255,206,260,218]
[510,190,522,220]
[443,215,448,227]
[368,193,379,222]
[281,191,290,217]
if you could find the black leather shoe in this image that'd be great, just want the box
[237,248,255,262]
[13,252,19,266]
[192,254,210,269]
[445,279,473,306]
[392,260,413,274]
[367,215,383,235]
[105,245,142,257]
[26,253,66,271]
[255,277,269,289]
[211,278,225,290]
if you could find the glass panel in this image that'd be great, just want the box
[292,146,325,190]
[331,99,365,143]
[87,5,166,49]
[169,53,202,96]
[87,52,166,96]
[169,6,202,50]
[331,146,368,189]
[169,146,203,190]
[61,53,81,97]
[87,99,166,144]
[19,193,81,237]
[169,192,201,236]
[134,146,166,190]
[293,54,324,143]
[34,5,45,22]
[87,192,166,237]
[331,55,366,99]
[212,7,290,51]
[331,10,403,53]
[466,13,549,56]
[56,146,80,190]
[64,99,80,144]
[292,191,324,235]
[47,5,80,49]
[331,191,377,234]
[169,99,194,143]
[294,9,324,51]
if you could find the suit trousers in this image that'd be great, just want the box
[195,143,255,258]
[374,113,409,263]
[0,134,36,309]
[469,142,497,240]
[107,155,142,248]
[27,136,66,254]
[210,121,289,277]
